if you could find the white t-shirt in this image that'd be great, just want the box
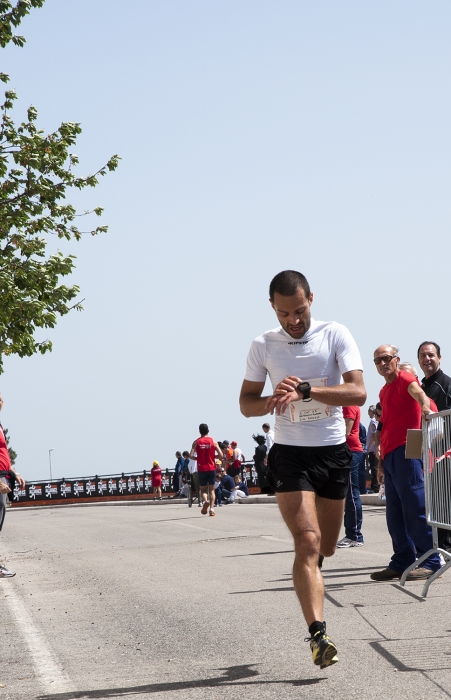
[188,456,197,474]
[244,318,363,447]
[265,430,275,452]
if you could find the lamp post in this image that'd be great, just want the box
[49,449,54,482]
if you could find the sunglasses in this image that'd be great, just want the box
[373,355,397,366]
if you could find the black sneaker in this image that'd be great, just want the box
[0,564,16,578]
[306,624,338,669]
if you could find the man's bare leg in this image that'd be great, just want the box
[276,491,345,626]
[209,484,215,510]
[200,485,208,503]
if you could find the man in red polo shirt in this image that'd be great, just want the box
[370,345,441,581]
[190,424,223,517]
[0,393,26,578]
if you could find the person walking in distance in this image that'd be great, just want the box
[336,406,364,547]
[239,270,366,669]
[151,460,163,500]
[190,424,223,516]
[370,345,441,581]
[0,393,26,577]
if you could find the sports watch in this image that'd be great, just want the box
[296,381,311,401]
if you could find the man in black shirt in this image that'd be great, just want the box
[418,341,451,549]
[418,342,451,411]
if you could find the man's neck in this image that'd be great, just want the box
[385,369,399,385]
[424,368,441,381]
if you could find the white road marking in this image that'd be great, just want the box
[3,582,74,694]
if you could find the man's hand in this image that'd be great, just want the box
[265,376,301,416]
[0,481,10,494]
[377,460,384,485]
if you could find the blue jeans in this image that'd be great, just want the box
[384,446,440,573]
[343,451,364,542]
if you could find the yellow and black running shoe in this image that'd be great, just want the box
[306,625,338,669]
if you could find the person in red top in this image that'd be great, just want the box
[150,460,163,500]
[0,393,26,578]
[370,345,441,582]
[190,423,223,516]
[337,406,364,547]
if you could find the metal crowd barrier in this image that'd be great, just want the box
[400,410,451,596]
[10,461,261,507]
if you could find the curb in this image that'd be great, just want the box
[7,494,384,513]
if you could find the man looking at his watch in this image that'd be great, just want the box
[239,270,366,670]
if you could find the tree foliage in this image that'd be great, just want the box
[0,1,119,372]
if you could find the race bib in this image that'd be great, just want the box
[289,377,330,422]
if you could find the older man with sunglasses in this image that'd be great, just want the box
[370,345,441,581]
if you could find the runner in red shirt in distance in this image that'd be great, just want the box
[190,424,223,516]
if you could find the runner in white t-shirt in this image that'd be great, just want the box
[239,270,366,670]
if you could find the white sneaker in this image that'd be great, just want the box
[336,537,363,548]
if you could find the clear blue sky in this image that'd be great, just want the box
[1,0,451,481]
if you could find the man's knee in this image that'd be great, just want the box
[293,529,320,558]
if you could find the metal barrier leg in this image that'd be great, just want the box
[422,554,451,597]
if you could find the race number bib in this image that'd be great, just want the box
[289,377,330,423]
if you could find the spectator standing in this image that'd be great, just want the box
[366,406,379,493]
[418,341,451,550]
[262,423,275,453]
[337,406,364,548]
[151,461,163,500]
[370,345,441,581]
[358,422,367,494]
[0,393,25,578]
[183,450,201,506]
[227,441,244,477]
[173,451,184,493]
[190,424,223,516]
[252,434,267,491]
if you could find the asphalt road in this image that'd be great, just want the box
[2,501,451,700]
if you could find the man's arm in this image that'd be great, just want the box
[408,382,432,417]
[265,370,366,416]
[189,440,197,459]
[345,418,353,438]
[214,441,223,459]
[239,380,270,417]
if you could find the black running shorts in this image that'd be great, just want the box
[267,442,352,499]
[198,470,216,487]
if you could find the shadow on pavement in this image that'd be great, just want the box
[36,664,324,699]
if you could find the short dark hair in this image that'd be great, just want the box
[182,451,189,457]
[269,270,310,301]
[175,451,181,457]
[417,341,441,358]
[376,402,382,411]
[262,422,270,430]
[199,423,209,436]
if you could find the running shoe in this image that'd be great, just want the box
[201,501,209,515]
[0,564,16,578]
[336,537,363,548]
[306,624,338,669]
[209,510,216,517]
